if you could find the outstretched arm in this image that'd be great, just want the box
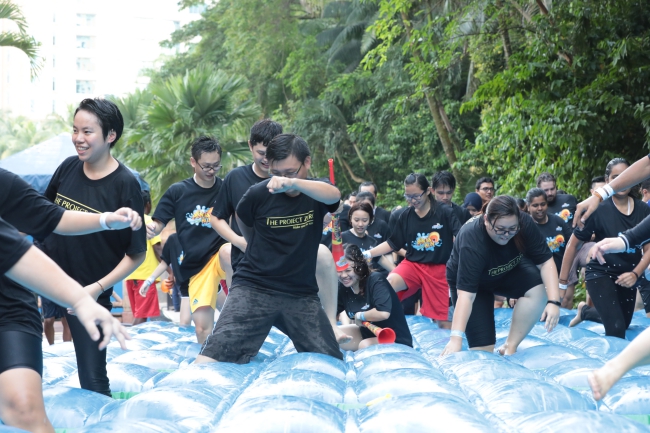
[267,177,341,204]
[55,208,142,234]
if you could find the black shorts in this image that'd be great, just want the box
[638,284,650,314]
[179,280,189,298]
[200,285,343,363]
[0,330,43,375]
[450,257,543,348]
[42,296,66,319]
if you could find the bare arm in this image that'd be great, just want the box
[354,308,390,325]
[378,254,396,272]
[55,208,142,235]
[146,219,165,239]
[441,290,476,356]
[559,234,584,283]
[211,214,247,252]
[267,177,341,204]
[86,252,146,299]
[367,241,395,258]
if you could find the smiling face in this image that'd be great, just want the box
[527,195,548,223]
[484,213,519,245]
[190,151,222,184]
[249,141,270,177]
[72,109,115,164]
[539,181,557,204]
[350,209,371,236]
[337,266,359,288]
[404,183,430,211]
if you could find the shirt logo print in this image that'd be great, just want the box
[556,209,573,223]
[178,251,184,265]
[373,233,382,238]
[562,203,570,208]
[432,223,443,229]
[412,232,441,251]
[546,235,565,253]
[186,205,213,227]
[556,226,562,231]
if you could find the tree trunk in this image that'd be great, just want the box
[496,0,512,67]
[336,150,365,183]
[424,91,462,182]
[351,142,375,183]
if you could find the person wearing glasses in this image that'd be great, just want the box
[146,136,228,344]
[363,173,461,326]
[441,195,561,356]
[560,158,650,338]
[475,177,495,206]
[537,172,578,224]
[432,171,472,224]
[195,134,344,364]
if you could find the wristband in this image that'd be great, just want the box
[362,250,372,260]
[145,278,154,286]
[619,234,630,252]
[631,270,639,279]
[96,281,105,293]
[595,185,614,201]
[450,330,465,338]
[559,283,568,290]
[360,312,366,322]
[547,300,561,307]
[99,212,114,230]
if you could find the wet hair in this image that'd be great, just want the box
[249,119,283,147]
[356,191,375,206]
[359,181,378,195]
[191,136,222,161]
[525,188,547,204]
[536,172,556,188]
[348,202,374,225]
[591,175,605,190]
[75,98,124,148]
[431,171,456,190]
[266,134,310,164]
[605,157,630,180]
[141,190,152,207]
[475,176,494,190]
[343,244,371,296]
[484,195,525,253]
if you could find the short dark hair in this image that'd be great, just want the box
[141,190,152,207]
[349,191,358,198]
[640,179,650,192]
[475,176,494,190]
[356,191,375,206]
[526,187,547,204]
[359,181,378,195]
[191,136,222,161]
[249,119,283,147]
[536,172,556,188]
[605,158,630,180]
[591,175,605,189]
[266,134,310,164]
[431,171,456,190]
[348,202,374,225]
[343,244,371,295]
[75,98,124,148]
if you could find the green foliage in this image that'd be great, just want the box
[0,1,42,77]
[0,110,70,158]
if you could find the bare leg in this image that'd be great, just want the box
[569,301,586,327]
[179,297,191,326]
[561,284,575,309]
[500,284,546,355]
[337,325,364,351]
[590,326,650,400]
[219,244,233,288]
[192,306,215,344]
[358,337,379,350]
[132,317,146,325]
[194,354,217,364]
[387,273,407,292]
[43,318,55,345]
[315,245,351,344]
[61,316,71,342]
[0,368,54,433]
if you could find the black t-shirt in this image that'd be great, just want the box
[153,177,226,282]
[160,233,183,278]
[446,213,552,293]
[0,217,31,275]
[338,204,351,232]
[366,218,391,243]
[374,206,391,226]
[534,214,572,274]
[212,164,267,269]
[233,179,339,295]
[0,169,66,337]
[336,273,412,347]
[547,193,578,224]
[341,230,381,271]
[574,198,650,280]
[451,202,472,225]
[387,201,461,264]
[622,214,650,250]
[388,206,407,237]
[42,156,146,307]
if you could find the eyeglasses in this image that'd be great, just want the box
[480,187,495,192]
[404,191,427,201]
[489,220,520,236]
[196,161,222,172]
[270,163,303,178]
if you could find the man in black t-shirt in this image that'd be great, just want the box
[359,181,391,225]
[211,119,351,343]
[537,172,578,224]
[432,171,472,224]
[475,176,495,206]
[197,134,344,364]
[146,136,228,344]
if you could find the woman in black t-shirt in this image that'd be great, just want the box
[42,99,147,396]
[365,174,460,325]
[337,245,413,349]
[560,158,650,338]
[442,196,561,356]
[340,202,394,277]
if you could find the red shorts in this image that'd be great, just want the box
[125,280,160,319]
[391,260,448,320]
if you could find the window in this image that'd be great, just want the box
[52,56,55,67]
[189,4,206,13]
[53,36,55,45]
[76,14,96,26]
[76,80,95,94]
[52,78,55,91]
[76,57,94,71]
[76,36,95,49]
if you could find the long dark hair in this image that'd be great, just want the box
[343,244,371,296]
[484,195,526,253]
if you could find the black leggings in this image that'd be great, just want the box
[0,330,42,375]
[65,308,111,397]
[584,275,636,339]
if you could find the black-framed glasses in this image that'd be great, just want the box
[489,220,520,236]
[480,187,495,192]
[270,163,303,178]
[196,161,222,172]
[404,191,427,201]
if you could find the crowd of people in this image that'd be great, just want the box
[4,97,650,431]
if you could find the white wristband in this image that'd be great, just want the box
[450,330,465,338]
[145,278,154,286]
[362,250,372,260]
[595,185,614,201]
[559,283,568,290]
[99,212,114,230]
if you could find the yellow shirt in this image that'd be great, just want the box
[126,215,162,281]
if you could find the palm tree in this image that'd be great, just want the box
[0,1,41,76]
[113,66,260,200]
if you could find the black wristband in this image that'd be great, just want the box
[547,300,561,307]
[631,270,640,279]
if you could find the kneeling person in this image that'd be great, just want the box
[197,134,343,363]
